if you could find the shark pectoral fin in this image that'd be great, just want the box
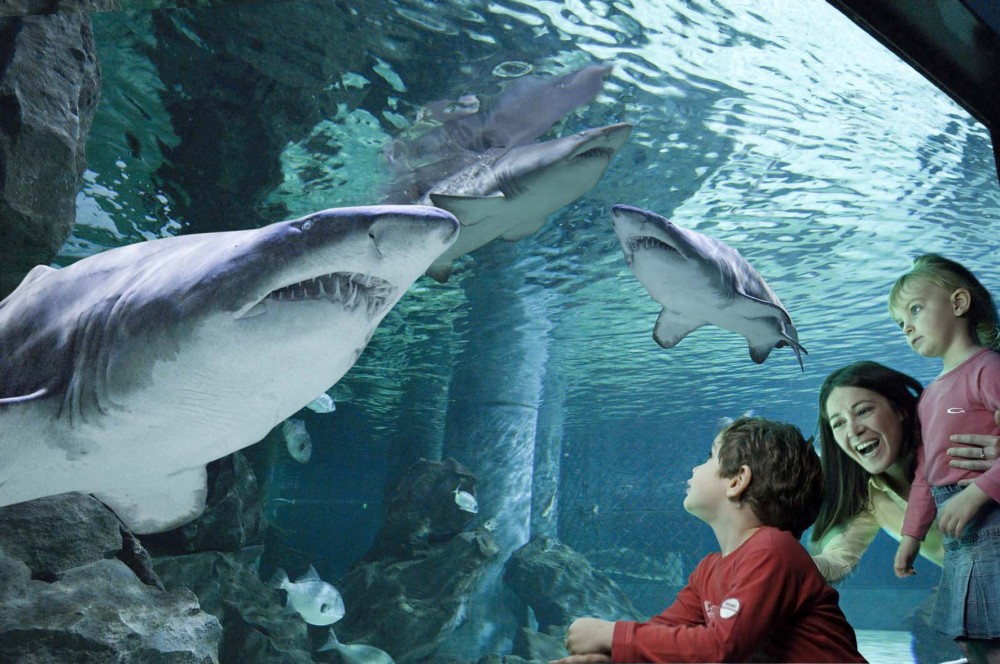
[425,260,454,283]
[501,216,547,241]
[92,465,209,535]
[748,343,775,365]
[653,309,704,349]
[429,193,505,226]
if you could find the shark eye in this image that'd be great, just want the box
[302,220,314,231]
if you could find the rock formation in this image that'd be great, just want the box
[0,12,100,298]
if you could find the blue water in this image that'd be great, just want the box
[69,0,1000,660]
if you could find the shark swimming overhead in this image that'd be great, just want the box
[0,205,459,533]
[611,204,806,370]
[421,122,633,282]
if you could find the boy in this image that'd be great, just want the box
[552,417,866,663]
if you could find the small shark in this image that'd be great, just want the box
[383,64,613,201]
[0,205,459,533]
[611,204,806,369]
[421,122,633,282]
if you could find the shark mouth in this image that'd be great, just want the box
[575,146,616,160]
[623,235,677,267]
[236,272,396,320]
[626,236,674,255]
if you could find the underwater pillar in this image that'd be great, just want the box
[532,369,565,539]
[437,268,554,659]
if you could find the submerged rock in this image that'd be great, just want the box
[0,492,159,585]
[0,554,221,663]
[0,12,100,298]
[0,493,222,662]
[142,452,265,555]
[154,548,314,664]
[365,457,478,562]
[503,535,641,631]
[324,458,495,663]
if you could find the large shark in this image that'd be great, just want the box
[420,122,633,282]
[0,205,459,533]
[611,204,806,369]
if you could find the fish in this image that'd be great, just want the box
[305,392,336,413]
[716,409,756,430]
[318,629,395,664]
[611,205,806,369]
[422,122,633,282]
[268,565,345,626]
[0,205,459,533]
[282,418,312,463]
[453,484,478,514]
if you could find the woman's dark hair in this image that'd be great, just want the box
[810,361,923,543]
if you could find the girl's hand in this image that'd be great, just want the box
[894,536,920,578]
[549,656,613,664]
[937,484,991,538]
[948,410,1000,480]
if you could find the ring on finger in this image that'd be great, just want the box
[982,449,987,460]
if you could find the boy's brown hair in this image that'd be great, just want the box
[716,416,824,539]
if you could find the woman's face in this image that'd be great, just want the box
[825,385,906,475]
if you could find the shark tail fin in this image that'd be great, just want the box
[267,567,289,590]
[318,628,341,652]
[775,335,808,371]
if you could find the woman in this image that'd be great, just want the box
[811,361,999,582]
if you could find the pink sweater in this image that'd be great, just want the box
[902,348,1000,539]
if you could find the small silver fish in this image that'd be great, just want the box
[268,565,344,626]
[482,517,498,532]
[318,629,395,663]
[716,409,756,431]
[306,392,336,413]
[453,484,478,514]
[282,418,312,463]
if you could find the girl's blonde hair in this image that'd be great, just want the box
[888,253,1000,350]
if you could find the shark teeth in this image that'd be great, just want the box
[627,236,671,254]
[575,146,615,160]
[257,273,396,317]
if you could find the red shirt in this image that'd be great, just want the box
[611,527,865,663]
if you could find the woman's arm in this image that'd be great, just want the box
[810,508,881,583]
[948,409,1000,478]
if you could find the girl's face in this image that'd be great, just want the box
[890,280,965,360]
[825,386,906,476]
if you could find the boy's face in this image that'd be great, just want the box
[683,434,732,520]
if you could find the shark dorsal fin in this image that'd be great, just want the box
[296,564,321,583]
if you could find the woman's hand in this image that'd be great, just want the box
[947,410,1000,480]
[549,655,612,663]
